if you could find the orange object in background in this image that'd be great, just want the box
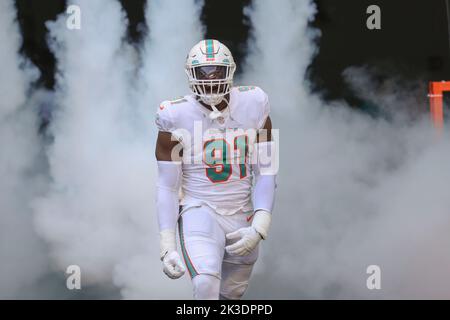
[428,81,450,130]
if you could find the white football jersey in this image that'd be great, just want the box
[155,86,270,215]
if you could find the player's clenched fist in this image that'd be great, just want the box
[159,229,185,279]
[162,251,185,279]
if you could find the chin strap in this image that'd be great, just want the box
[209,104,223,120]
[207,96,230,120]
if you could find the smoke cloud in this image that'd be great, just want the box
[0,0,49,298]
[32,0,204,299]
[113,0,204,299]
[33,0,151,298]
[241,0,450,299]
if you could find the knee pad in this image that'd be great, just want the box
[220,278,248,300]
[220,262,254,300]
[192,274,221,300]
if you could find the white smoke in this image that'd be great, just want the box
[33,0,151,296]
[0,0,49,298]
[33,0,203,299]
[138,0,205,107]
[113,0,204,299]
[241,0,450,299]
[241,0,319,115]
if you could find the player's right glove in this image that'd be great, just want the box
[160,229,185,279]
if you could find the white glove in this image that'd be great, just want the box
[225,210,272,256]
[162,251,186,279]
[160,229,185,279]
[225,226,262,256]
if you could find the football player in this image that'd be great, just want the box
[155,39,277,300]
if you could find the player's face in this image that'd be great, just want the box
[194,65,227,80]
[194,65,228,97]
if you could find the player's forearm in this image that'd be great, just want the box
[252,141,277,213]
[252,174,276,240]
[251,141,277,239]
[156,185,179,231]
[156,161,182,258]
[253,173,276,213]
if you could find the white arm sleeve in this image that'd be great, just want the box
[156,161,182,232]
[252,141,278,214]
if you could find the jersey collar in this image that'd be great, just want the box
[187,93,234,120]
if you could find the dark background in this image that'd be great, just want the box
[13,0,450,107]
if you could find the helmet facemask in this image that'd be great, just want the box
[186,64,236,106]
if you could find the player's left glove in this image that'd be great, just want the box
[225,210,272,256]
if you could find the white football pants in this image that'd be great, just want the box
[178,204,259,300]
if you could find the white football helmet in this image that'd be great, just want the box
[185,39,236,109]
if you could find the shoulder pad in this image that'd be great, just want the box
[168,97,189,105]
[233,86,270,128]
[155,100,175,132]
[236,85,258,93]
